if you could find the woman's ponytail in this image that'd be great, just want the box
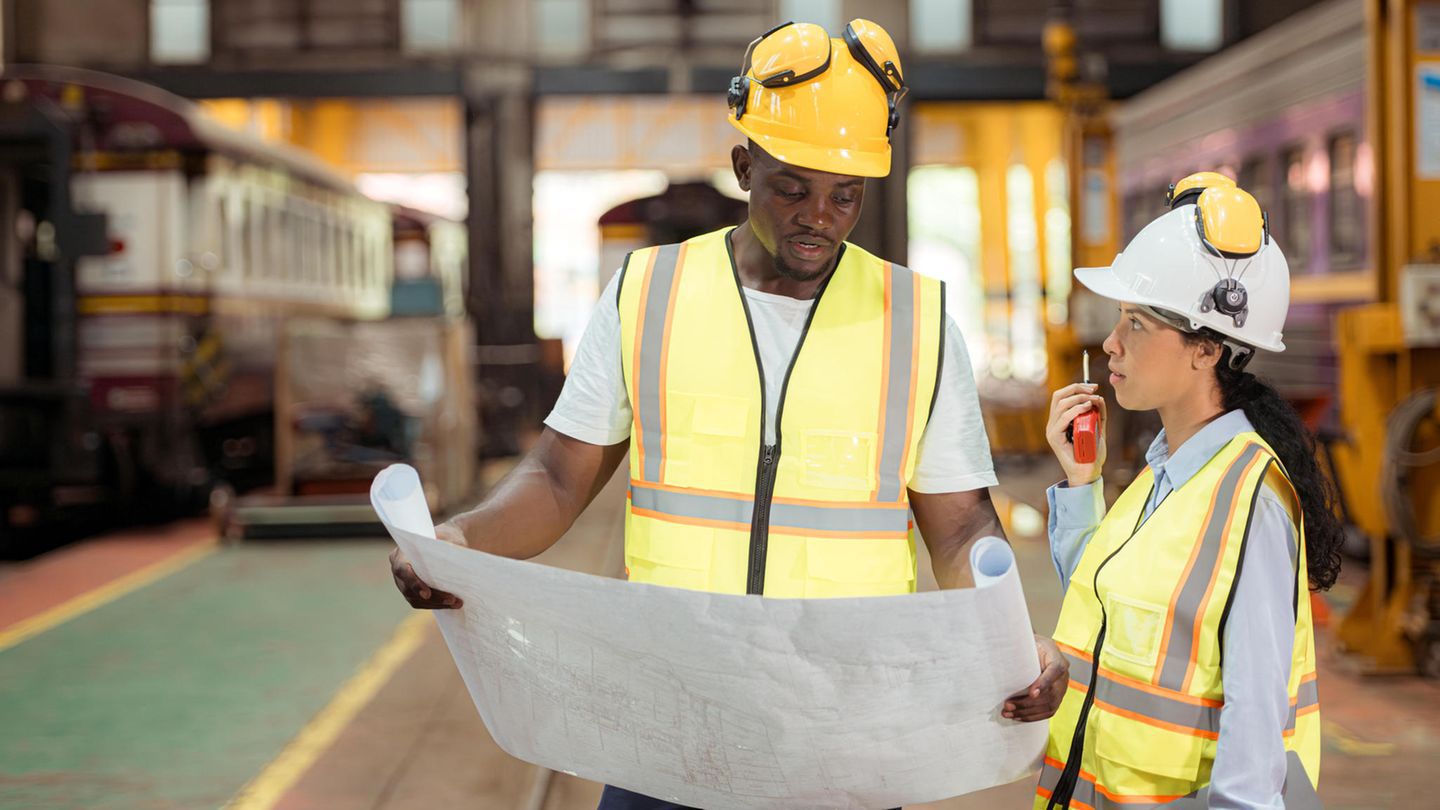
[1213,353,1344,591]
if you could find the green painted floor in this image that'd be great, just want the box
[0,541,408,810]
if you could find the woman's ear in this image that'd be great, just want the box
[1192,337,1223,371]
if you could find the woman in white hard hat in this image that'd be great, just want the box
[1035,174,1342,809]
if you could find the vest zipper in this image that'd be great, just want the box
[1049,485,1163,809]
[747,444,778,594]
[725,230,842,595]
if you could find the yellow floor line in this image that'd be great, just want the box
[227,612,433,810]
[0,541,218,654]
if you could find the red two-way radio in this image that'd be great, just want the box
[1072,350,1099,464]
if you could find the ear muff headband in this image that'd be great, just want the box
[842,21,906,137]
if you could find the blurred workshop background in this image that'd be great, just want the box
[0,0,1437,807]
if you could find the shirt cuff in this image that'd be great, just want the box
[906,469,999,494]
[1047,477,1105,530]
[543,412,630,446]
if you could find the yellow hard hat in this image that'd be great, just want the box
[1166,171,1236,209]
[726,19,906,178]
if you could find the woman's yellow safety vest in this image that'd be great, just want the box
[616,227,945,597]
[1036,434,1321,809]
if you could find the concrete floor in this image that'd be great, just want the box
[2,458,1438,809]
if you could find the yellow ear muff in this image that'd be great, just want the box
[1194,186,1266,258]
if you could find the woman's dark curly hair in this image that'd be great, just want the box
[1182,332,1344,591]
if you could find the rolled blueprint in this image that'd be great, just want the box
[372,464,1045,809]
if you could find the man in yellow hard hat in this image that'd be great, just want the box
[390,19,1068,809]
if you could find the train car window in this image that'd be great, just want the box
[298,209,311,287]
[339,222,352,293]
[266,205,280,282]
[251,202,263,281]
[1281,145,1311,271]
[258,202,272,281]
[229,194,245,279]
[322,215,333,288]
[314,209,328,287]
[1238,156,1274,212]
[1122,187,1164,241]
[216,195,231,277]
[248,195,262,281]
[351,225,365,292]
[1329,131,1363,269]
[241,196,255,280]
[287,207,303,286]
[361,227,375,292]
[278,206,294,284]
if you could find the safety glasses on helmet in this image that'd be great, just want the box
[727,19,908,137]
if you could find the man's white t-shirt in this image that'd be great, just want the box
[544,271,998,494]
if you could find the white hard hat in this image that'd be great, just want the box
[1074,185,1289,356]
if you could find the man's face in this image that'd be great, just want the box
[732,143,866,281]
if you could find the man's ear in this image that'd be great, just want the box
[732,144,753,192]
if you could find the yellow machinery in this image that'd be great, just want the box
[1330,0,1440,676]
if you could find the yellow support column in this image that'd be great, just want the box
[975,106,1014,380]
[1043,18,1117,400]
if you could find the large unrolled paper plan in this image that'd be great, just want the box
[372,464,1045,809]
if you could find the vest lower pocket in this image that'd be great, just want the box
[1091,703,1205,796]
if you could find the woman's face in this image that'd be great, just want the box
[1101,304,1204,411]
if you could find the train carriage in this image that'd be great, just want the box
[0,65,455,550]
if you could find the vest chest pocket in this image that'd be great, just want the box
[1104,593,1167,668]
[688,394,750,437]
[666,393,752,483]
[799,430,877,493]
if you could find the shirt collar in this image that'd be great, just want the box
[1145,409,1256,491]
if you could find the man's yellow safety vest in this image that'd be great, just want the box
[616,227,945,597]
[1036,434,1321,809]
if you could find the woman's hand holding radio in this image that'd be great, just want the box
[1046,383,1107,487]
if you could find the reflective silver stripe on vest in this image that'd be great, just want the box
[875,263,915,502]
[1155,442,1268,691]
[1286,676,1320,731]
[630,483,908,534]
[1037,757,1061,791]
[635,244,682,483]
[1061,650,1221,736]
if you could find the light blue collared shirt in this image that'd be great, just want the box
[1047,410,1299,809]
